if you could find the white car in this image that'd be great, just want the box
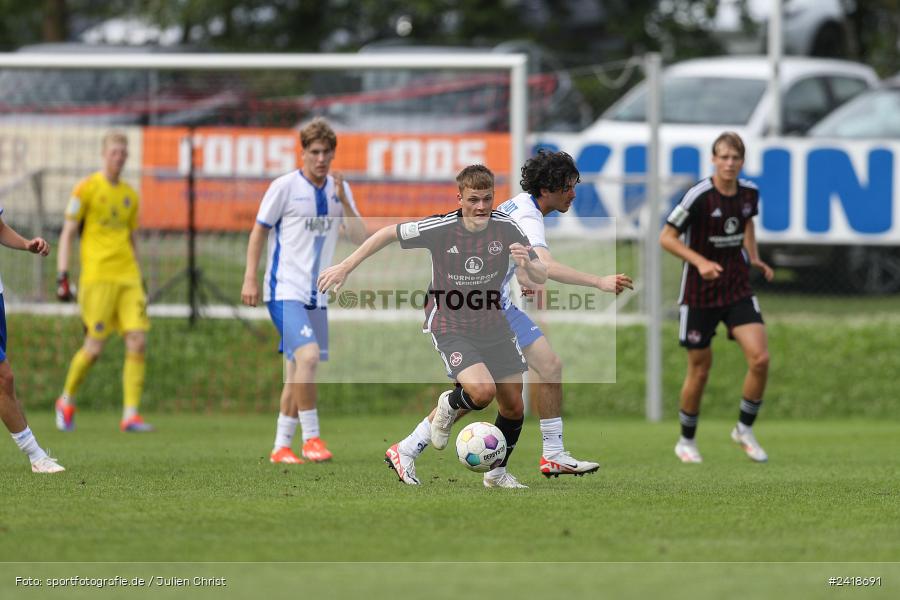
[586,55,877,138]
[809,76,900,139]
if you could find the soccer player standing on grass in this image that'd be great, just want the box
[660,131,774,464]
[55,131,153,433]
[242,118,366,465]
[318,165,548,488]
[385,150,633,481]
[0,214,64,472]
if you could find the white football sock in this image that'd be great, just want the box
[737,422,751,435]
[274,414,299,449]
[298,408,320,442]
[11,427,48,463]
[485,465,507,478]
[540,417,564,456]
[123,406,138,420]
[398,418,431,457]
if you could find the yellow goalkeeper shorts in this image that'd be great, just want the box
[79,281,150,339]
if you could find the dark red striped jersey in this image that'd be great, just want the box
[666,177,759,308]
[397,209,536,337]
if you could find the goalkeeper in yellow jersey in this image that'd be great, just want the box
[55,131,152,432]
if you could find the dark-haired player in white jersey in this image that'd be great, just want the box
[660,131,774,464]
[319,165,547,488]
[384,150,632,482]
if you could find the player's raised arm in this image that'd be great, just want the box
[317,223,399,293]
[530,246,633,294]
[241,222,269,307]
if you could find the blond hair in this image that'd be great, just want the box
[300,117,337,150]
[456,164,494,192]
[102,131,128,150]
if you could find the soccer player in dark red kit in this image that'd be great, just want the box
[318,165,547,488]
[660,131,774,464]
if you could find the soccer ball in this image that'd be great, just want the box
[455,422,507,472]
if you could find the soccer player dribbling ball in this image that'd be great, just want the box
[0,213,64,472]
[319,165,548,488]
[242,118,366,465]
[56,131,153,433]
[660,131,774,464]
[387,150,633,481]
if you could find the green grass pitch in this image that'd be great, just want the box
[2,413,898,599]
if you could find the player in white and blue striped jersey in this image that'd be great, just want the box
[241,118,366,465]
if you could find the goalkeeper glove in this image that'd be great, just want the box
[56,271,74,302]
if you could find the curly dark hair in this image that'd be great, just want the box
[520,150,580,197]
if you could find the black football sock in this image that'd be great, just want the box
[494,413,524,467]
[679,410,699,440]
[448,384,482,411]
[739,398,762,427]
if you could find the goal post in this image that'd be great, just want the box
[0,49,534,411]
[0,51,528,196]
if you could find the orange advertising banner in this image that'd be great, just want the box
[140,127,511,231]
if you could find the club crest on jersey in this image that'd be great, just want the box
[742,203,753,217]
[465,257,484,274]
[123,196,131,208]
[488,240,502,255]
[724,217,740,234]
[449,352,463,367]
[687,330,702,344]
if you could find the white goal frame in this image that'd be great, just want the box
[0,51,528,196]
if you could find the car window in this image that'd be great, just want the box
[828,76,869,105]
[783,77,830,133]
[810,89,900,138]
[608,77,767,125]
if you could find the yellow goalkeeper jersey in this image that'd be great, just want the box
[66,171,141,284]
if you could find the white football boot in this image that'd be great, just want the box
[31,456,65,473]
[429,390,458,450]
[384,443,420,485]
[483,469,528,489]
[674,438,703,463]
[731,426,768,462]
[539,451,600,477]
